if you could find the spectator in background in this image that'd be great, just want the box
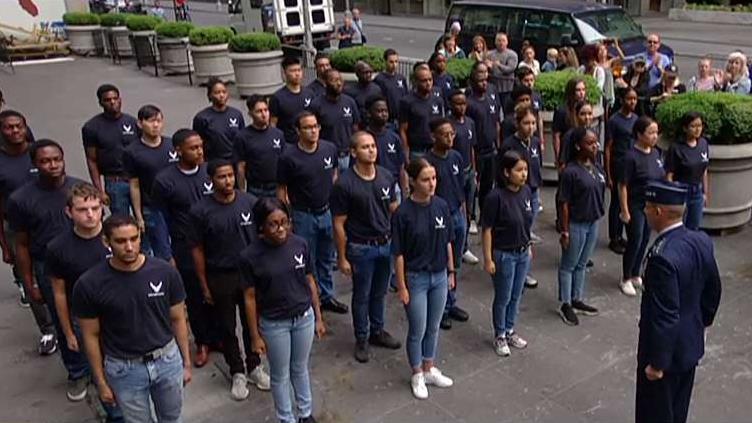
[486,32,518,105]
[557,47,580,71]
[336,13,357,49]
[468,35,488,63]
[517,46,540,76]
[720,51,751,95]
[449,21,461,39]
[579,45,606,92]
[352,8,366,45]
[687,56,719,92]
[647,65,686,118]
[149,0,166,19]
[620,57,650,116]
[439,35,466,60]
[596,43,617,112]
[645,33,671,90]
[541,48,558,73]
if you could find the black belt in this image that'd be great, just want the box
[338,151,350,158]
[292,204,329,215]
[104,174,129,182]
[248,180,277,190]
[120,339,176,363]
[349,234,390,246]
[498,244,530,254]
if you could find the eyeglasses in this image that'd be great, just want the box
[647,40,659,45]
[300,124,320,132]
[265,219,291,232]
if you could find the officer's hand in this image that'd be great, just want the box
[201,287,214,305]
[98,383,116,405]
[251,337,266,355]
[397,287,410,305]
[315,320,327,339]
[484,260,496,275]
[619,210,631,224]
[30,285,43,304]
[338,257,352,277]
[66,334,80,352]
[182,366,192,386]
[645,364,664,381]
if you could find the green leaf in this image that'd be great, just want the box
[534,70,601,111]
[229,32,281,53]
[63,12,100,26]
[155,22,195,38]
[330,46,386,72]
[188,27,234,46]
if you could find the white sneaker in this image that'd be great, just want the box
[507,331,528,349]
[410,372,429,399]
[468,220,479,235]
[231,373,250,401]
[632,276,643,290]
[462,250,480,264]
[248,366,271,391]
[493,336,511,357]
[620,279,637,297]
[524,275,538,288]
[424,366,453,388]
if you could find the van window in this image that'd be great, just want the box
[573,9,642,41]
[460,5,510,38]
[509,9,578,46]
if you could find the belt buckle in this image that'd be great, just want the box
[142,352,156,362]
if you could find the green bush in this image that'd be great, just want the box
[125,14,162,31]
[446,58,474,88]
[686,3,752,12]
[535,70,601,111]
[63,12,100,26]
[229,32,281,53]
[156,21,195,38]
[331,46,386,72]
[189,26,234,46]
[99,13,130,28]
[655,92,752,145]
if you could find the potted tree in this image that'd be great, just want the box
[188,26,235,84]
[100,13,133,58]
[446,58,474,88]
[63,12,101,56]
[534,70,601,182]
[229,32,284,96]
[125,15,163,62]
[155,21,195,74]
[656,92,752,230]
[330,45,385,81]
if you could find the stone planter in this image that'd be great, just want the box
[66,25,101,55]
[669,8,752,25]
[700,142,752,230]
[130,30,159,61]
[157,37,193,74]
[108,26,133,57]
[190,43,234,84]
[229,50,284,96]
[541,104,605,182]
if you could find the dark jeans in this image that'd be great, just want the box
[623,204,651,280]
[462,167,478,223]
[635,364,695,423]
[608,182,625,241]
[104,177,132,217]
[346,242,391,341]
[684,184,704,230]
[33,260,90,380]
[207,269,260,375]
[141,206,171,261]
[445,208,466,313]
[172,241,221,346]
[477,151,496,216]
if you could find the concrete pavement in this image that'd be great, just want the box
[0,56,751,422]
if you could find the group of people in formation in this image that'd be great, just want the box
[0,29,723,423]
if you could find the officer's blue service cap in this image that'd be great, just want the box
[645,180,688,205]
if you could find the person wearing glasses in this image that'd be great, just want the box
[644,34,671,90]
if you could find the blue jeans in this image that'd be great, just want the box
[104,340,184,423]
[33,260,90,380]
[292,209,336,301]
[105,178,132,217]
[142,207,171,261]
[491,249,530,338]
[404,270,448,369]
[684,184,704,230]
[347,242,391,341]
[558,221,599,304]
[623,204,650,279]
[260,307,315,423]
[338,154,351,173]
[445,208,466,313]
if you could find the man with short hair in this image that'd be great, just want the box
[345,61,383,121]
[399,66,445,161]
[235,95,286,198]
[7,140,85,363]
[332,131,401,363]
[374,49,409,124]
[505,67,545,141]
[486,32,518,105]
[82,84,140,216]
[366,96,407,198]
[270,56,314,145]
[645,33,671,90]
[73,215,191,423]
[277,112,349,314]
[306,53,332,98]
[152,129,221,368]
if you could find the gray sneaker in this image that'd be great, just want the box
[231,373,250,401]
[507,331,528,349]
[66,376,88,402]
[493,336,510,357]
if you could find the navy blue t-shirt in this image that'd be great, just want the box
[309,94,361,153]
[466,91,501,156]
[344,82,383,123]
[277,140,338,210]
[481,185,533,251]
[46,228,110,298]
[370,127,405,180]
[82,113,140,176]
[188,191,258,270]
[7,176,84,260]
[425,150,465,212]
[0,148,37,213]
[449,116,476,169]
[399,92,445,151]
[331,166,395,240]
[665,138,709,185]
[559,161,606,223]
[123,137,177,207]
[606,111,638,169]
[552,106,572,136]
[269,86,314,144]
[500,116,516,141]
[500,134,543,189]
[239,234,313,320]
[306,79,327,99]
[233,125,286,185]
[374,72,409,121]
[72,258,186,359]
[151,163,214,243]
[434,73,455,103]
[192,106,245,161]
[622,146,666,207]
[391,196,454,273]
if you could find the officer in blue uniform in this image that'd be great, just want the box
[636,180,722,423]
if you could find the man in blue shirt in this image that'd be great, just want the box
[645,33,671,90]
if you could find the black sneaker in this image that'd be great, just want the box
[67,376,89,402]
[369,330,401,349]
[448,306,469,322]
[440,314,452,330]
[559,303,579,326]
[586,259,594,268]
[609,239,626,255]
[354,340,369,363]
[39,333,57,356]
[18,284,30,308]
[321,298,349,314]
[572,300,600,316]
[298,416,317,423]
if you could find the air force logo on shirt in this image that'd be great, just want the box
[452,164,460,175]
[387,143,397,154]
[294,253,306,269]
[434,216,446,229]
[29,167,39,174]
[272,139,282,149]
[168,150,179,163]
[380,186,391,200]
[701,152,709,162]
[489,104,496,114]
[122,124,134,135]
[343,107,352,118]
[323,156,334,170]
[525,200,532,212]
[229,118,239,128]
[431,104,440,115]
[304,97,312,108]
[148,281,165,298]
[240,212,253,226]
[468,129,473,139]
[597,172,606,183]
[397,79,404,88]
[530,147,539,158]
[202,182,214,195]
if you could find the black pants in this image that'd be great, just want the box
[173,241,222,347]
[477,152,496,215]
[635,365,696,423]
[207,270,260,375]
[608,181,625,241]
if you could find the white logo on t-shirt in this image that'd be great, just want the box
[240,212,253,226]
[122,124,134,135]
[272,139,282,149]
[700,152,709,162]
[468,129,473,139]
[168,151,179,162]
[148,281,164,297]
[525,200,532,212]
[324,157,333,169]
[598,172,606,183]
[446,81,451,89]
[304,98,312,108]
[489,104,496,114]
[397,80,404,88]
[490,93,496,101]
[431,104,440,115]
[433,91,441,98]
[381,187,391,200]
[387,143,397,154]
[29,167,38,174]
[434,216,446,229]
[203,182,214,195]
[294,253,305,269]
[452,164,459,175]
[229,118,239,128]
[343,107,352,117]
[531,147,539,158]
[657,158,664,168]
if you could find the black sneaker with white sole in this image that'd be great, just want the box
[559,303,579,326]
[38,333,57,356]
[572,300,599,316]
[67,376,89,402]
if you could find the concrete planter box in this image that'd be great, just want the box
[130,30,159,61]
[107,26,133,57]
[158,37,192,74]
[190,43,234,84]
[66,25,100,55]
[701,142,752,230]
[541,103,604,182]
[229,50,284,96]
[669,8,752,25]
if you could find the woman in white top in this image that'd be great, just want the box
[578,45,606,92]
[517,46,540,76]
[687,56,719,92]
